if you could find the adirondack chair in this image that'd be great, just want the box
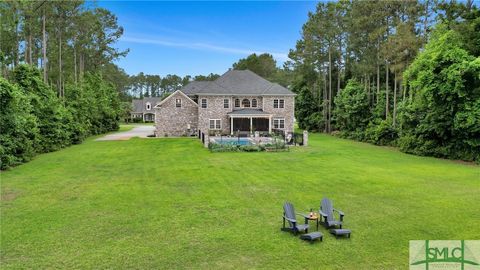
[282,202,309,235]
[319,198,344,229]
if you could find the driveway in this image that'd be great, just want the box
[96,125,155,141]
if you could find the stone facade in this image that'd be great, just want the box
[155,93,295,137]
[197,95,233,135]
[155,91,198,137]
[262,96,295,133]
[154,70,296,138]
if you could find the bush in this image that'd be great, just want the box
[0,78,39,170]
[364,119,398,146]
[13,65,73,152]
[399,29,480,161]
[132,118,144,123]
[334,79,371,132]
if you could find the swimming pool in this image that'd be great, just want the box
[212,138,253,146]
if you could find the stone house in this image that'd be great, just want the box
[131,97,162,122]
[154,70,295,137]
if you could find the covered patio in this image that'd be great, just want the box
[228,109,272,135]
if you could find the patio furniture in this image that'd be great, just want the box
[303,211,320,230]
[282,202,309,235]
[319,198,344,229]
[300,232,323,243]
[329,229,351,238]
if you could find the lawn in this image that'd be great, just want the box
[1,133,478,269]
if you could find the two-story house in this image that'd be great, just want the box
[154,70,295,137]
[131,97,162,122]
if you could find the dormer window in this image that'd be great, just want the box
[242,99,250,108]
[146,102,151,110]
[251,99,257,108]
[176,98,182,108]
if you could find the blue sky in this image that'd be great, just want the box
[98,1,318,77]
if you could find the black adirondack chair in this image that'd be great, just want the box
[319,198,344,229]
[282,202,309,235]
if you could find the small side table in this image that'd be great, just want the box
[302,213,319,231]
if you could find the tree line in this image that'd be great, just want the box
[127,72,220,99]
[1,1,127,169]
[286,0,479,162]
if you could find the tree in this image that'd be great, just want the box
[232,53,278,80]
[399,28,480,161]
[333,79,370,134]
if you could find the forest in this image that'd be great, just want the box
[1,0,479,170]
[1,1,129,169]
[286,0,480,162]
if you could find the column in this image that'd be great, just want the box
[230,117,233,135]
[268,116,272,133]
[250,117,253,133]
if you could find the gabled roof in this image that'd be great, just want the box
[154,90,198,108]
[131,97,162,113]
[179,70,295,96]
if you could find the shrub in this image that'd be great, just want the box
[0,78,39,170]
[364,119,398,146]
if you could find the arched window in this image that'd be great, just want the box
[242,99,250,108]
[251,99,257,108]
[235,98,240,107]
[146,102,151,110]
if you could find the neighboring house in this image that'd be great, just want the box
[155,70,295,137]
[131,97,162,122]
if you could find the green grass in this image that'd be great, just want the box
[1,133,478,269]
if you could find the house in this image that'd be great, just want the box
[131,97,162,122]
[154,69,295,137]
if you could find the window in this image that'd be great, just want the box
[251,99,257,108]
[146,102,151,110]
[273,118,285,129]
[209,119,221,130]
[224,99,229,108]
[176,98,182,108]
[234,98,240,107]
[201,98,207,108]
[242,99,250,108]
[274,99,285,108]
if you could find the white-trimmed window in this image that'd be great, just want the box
[146,102,151,110]
[201,98,207,108]
[251,98,257,108]
[176,98,182,108]
[224,99,230,108]
[242,98,250,108]
[234,98,240,107]
[209,119,221,130]
[273,118,285,129]
[273,99,285,108]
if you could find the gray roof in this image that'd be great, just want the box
[180,81,210,95]
[131,97,162,113]
[180,70,295,96]
[227,109,272,116]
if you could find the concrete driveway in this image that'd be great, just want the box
[96,125,155,141]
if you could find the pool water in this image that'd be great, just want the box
[213,138,252,146]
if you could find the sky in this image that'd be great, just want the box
[97,1,318,77]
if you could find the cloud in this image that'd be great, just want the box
[120,36,290,61]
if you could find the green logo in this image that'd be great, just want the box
[410,240,480,270]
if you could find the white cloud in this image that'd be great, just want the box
[121,36,290,61]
